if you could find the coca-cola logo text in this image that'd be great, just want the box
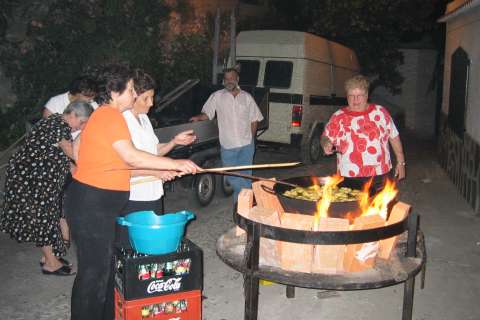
[146,277,182,294]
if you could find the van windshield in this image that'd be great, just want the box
[237,60,260,86]
[264,61,293,88]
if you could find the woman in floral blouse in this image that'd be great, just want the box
[321,75,406,192]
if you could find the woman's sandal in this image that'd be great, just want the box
[39,257,73,268]
[41,265,76,276]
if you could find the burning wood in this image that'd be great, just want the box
[236,175,409,274]
[252,180,286,221]
[236,189,254,236]
[313,174,344,225]
[359,179,398,220]
[378,202,411,259]
[312,217,349,274]
[245,206,282,268]
[344,215,385,272]
[238,189,254,217]
[278,213,314,273]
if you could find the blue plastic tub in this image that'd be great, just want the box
[116,210,195,255]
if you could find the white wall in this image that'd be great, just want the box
[442,5,480,143]
[372,48,438,138]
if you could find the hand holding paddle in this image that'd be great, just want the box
[130,162,302,186]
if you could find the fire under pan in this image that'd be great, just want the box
[216,211,426,320]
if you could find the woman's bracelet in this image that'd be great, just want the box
[397,162,406,166]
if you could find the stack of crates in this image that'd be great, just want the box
[114,239,203,320]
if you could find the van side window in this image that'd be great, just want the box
[264,61,293,88]
[237,60,260,86]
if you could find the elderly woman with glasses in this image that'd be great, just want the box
[1,101,94,276]
[321,74,406,192]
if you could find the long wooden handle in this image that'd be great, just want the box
[131,176,159,186]
[113,162,301,173]
[217,171,300,188]
[203,162,301,172]
[130,171,300,188]
[129,162,301,186]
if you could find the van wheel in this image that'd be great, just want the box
[220,175,234,196]
[301,126,323,164]
[194,173,216,206]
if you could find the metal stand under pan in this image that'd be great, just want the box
[216,211,426,320]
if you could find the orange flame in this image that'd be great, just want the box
[359,178,373,211]
[314,174,344,229]
[359,178,398,220]
[311,176,322,196]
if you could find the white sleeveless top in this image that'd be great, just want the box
[123,110,164,201]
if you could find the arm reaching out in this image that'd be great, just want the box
[157,130,196,156]
[189,113,209,122]
[59,138,75,160]
[113,139,201,175]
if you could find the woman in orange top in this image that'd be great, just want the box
[64,64,200,320]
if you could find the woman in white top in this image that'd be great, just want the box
[121,69,196,214]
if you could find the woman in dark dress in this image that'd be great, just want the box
[0,101,93,276]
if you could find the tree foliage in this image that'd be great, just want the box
[0,0,214,149]
[160,34,213,94]
[267,0,445,94]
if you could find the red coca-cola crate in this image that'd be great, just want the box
[115,239,203,300]
[115,288,201,320]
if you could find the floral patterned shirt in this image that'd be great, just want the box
[323,104,399,177]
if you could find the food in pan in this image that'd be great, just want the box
[283,185,362,202]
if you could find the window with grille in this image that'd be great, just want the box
[448,47,470,138]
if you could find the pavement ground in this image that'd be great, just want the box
[0,133,479,320]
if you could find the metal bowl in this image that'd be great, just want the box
[272,176,361,218]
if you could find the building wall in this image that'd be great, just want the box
[414,49,439,137]
[371,49,437,138]
[438,4,480,215]
[441,5,480,143]
[438,114,480,214]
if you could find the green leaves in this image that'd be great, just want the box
[268,0,444,94]
[160,34,213,93]
[0,0,218,148]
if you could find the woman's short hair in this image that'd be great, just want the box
[69,76,97,97]
[133,69,156,95]
[94,63,133,105]
[64,101,94,119]
[345,75,370,94]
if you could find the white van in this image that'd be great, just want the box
[234,30,360,163]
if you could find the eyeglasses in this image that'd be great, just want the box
[347,94,367,100]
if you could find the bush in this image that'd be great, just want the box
[160,34,213,94]
[0,0,171,148]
